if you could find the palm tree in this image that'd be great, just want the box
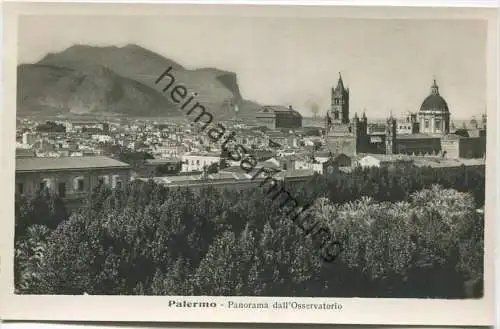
[15,225,52,293]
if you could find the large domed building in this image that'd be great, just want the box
[418,79,450,135]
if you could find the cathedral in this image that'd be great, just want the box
[324,73,369,156]
[323,75,486,159]
[417,79,451,135]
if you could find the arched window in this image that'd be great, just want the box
[98,175,110,186]
[40,178,52,190]
[112,175,122,189]
[73,176,84,192]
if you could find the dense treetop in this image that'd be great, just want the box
[15,165,484,298]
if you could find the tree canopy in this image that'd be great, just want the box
[35,121,66,133]
[14,165,484,298]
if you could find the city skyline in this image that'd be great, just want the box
[18,15,486,120]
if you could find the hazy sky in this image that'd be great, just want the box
[18,15,487,119]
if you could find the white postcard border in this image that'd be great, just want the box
[0,2,497,326]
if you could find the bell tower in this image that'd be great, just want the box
[330,72,350,124]
[385,114,397,155]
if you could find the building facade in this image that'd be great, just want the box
[181,152,221,172]
[441,134,486,159]
[397,112,420,135]
[256,105,303,129]
[15,156,131,200]
[65,121,110,134]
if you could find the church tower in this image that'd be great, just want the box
[385,115,397,155]
[330,73,350,124]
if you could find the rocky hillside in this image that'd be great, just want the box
[17,44,260,117]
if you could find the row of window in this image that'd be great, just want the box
[17,175,123,197]
[423,119,442,129]
[187,159,218,166]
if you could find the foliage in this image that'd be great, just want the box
[14,225,52,293]
[15,191,68,238]
[117,150,154,168]
[35,121,66,133]
[295,164,485,208]
[99,142,154,171]
[204,162,220,174]
[454,129,470,138]
[14,165,484,298]
[154,162,182,176]
[100,143,154,164]
[219,158,229,170]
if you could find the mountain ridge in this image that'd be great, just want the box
[17,43,261,118]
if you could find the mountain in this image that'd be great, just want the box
[17,44,261,118]
[17,64,176,116]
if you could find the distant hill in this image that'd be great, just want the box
[17,44,261,118]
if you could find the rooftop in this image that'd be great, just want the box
[146,158,182,164]
[275,168,316,178]
[413,157,485,168]
[183,152,221,157]
[16,156,130,172]
[358,154,413,162]
[16,148,36,158]
[397,133,441,140]
[257,105,303,118]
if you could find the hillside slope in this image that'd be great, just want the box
[17,64,177,116]
[17,44,260,117]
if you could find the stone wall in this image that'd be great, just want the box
[459,137,486,158]
[325,136,357,156]
[396,137,441,155]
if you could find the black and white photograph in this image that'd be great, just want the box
[0,1,497,326]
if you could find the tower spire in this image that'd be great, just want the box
[336,72,344,91]
[431,77,439,95]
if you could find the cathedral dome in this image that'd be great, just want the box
[419,79,449,113]
[420,94,449,112]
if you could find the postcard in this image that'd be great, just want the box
[0,1,497,326]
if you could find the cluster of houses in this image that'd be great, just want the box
[15,146,485,208]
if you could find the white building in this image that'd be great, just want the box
[181,152,221,172]
[22,132,37,146]
[294,159,324,174]
[91,134,113,143]
[356,154,412,168]
[357,155,384,168]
